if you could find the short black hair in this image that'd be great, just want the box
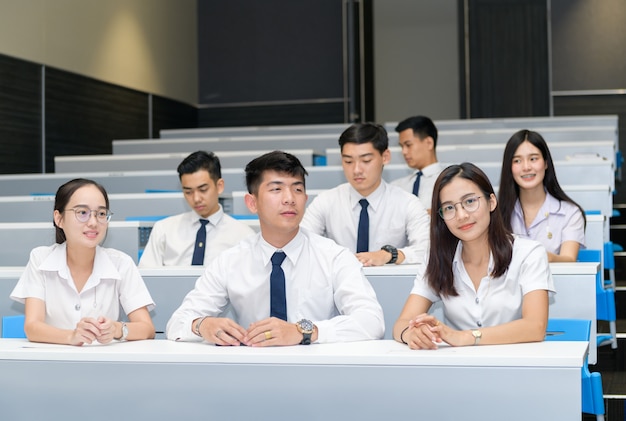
[245,151,308,195]
[394,115,438,147]
[338,123,389,154]
[177,150,222,182]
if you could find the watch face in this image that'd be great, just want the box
[298,319,314,333]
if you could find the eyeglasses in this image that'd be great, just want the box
[438,196,482,220]
[65,206,113,223]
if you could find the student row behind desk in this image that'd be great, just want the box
[2,148,598,362]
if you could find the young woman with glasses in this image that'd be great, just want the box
[393,163,553,349]
[11,178,155,345]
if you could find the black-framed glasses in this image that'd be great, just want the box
[438,196,482,220]
[65,206,113,223]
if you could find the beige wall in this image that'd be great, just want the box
[0,0,197,104]
[374,0,459,122]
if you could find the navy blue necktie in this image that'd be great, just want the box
[191,219,209,265]
[412,171,423,196]
[356,199,369,253]
[270,251,287,320]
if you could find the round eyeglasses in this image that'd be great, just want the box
[438,196,483,220]
[65,206,113,223]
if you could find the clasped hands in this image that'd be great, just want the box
[402,314,471,350]
[70,316,119,346]
[198,316,304,347]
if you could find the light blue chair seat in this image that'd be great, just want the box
[577,249,618,349]
[545,318,605,420]
[2,314,26,338]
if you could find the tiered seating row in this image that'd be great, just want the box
[0,115,617,269]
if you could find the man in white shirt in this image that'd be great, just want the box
[166,151,384,346]
[301,123,430,266]
[391,115,444,212]
[138,151,254,267]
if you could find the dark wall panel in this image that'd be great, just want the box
[197,102,345,127]
[152,95,198,138]
[45,68,149,172]
[198,0,343,105]
[552,0,626,91]
[0,54,42,174]
[461,0,549,118]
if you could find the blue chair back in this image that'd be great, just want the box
[545,318,605,418]
[2,315,26,338]
[545,318,591,342]
[577,249,617,324]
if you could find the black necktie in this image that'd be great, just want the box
[270,251,287,320]
[191,219,209,265]
[356,199,369,253]
[412,171,423,196]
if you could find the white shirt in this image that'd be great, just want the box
[166,228,385,343]
[11,243,155,330]
[510,192,585,254]
[138,206,255,267]
[300,181,430,264]
[391,162,445,210]
[411,237,555,330]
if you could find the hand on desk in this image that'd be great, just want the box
[198,317,247,346]
[70,316,116,346]
[197,316,313,347]
[356,250,391,267]
[403,314,443,350]
[246,317,308,347]
[405,314,475,349]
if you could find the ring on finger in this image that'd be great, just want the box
[216,329,223,339]
[264,331,272,341]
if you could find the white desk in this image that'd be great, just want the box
[0,338,586,421]
[0,262,598,362]
[136,263,598,362]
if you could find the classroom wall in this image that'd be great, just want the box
[0,0,197,105]
[373,0,460,122]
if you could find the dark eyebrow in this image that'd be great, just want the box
[72,204,107,210]
[341,152,375,159]
[182,183,209,191]
[267,180,305,188]
[441,193,479,205]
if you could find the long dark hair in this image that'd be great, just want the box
[427,163,513,297]
[54,178,110,244]
[498,129,586,231]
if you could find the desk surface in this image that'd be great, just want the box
[0,338,587,368]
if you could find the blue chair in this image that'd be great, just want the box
[577,249,618,349]
[2,314,26,338]
[545,318,605,420]
[603,241,617,289]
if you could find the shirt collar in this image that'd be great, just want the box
[258,228,305,267]
[349,180,386,212]
[188,205,225,226]
[418,162,443,177]
[452,241,494,276]
[513,192,567,218]
[543,192,567,216]
[38,243,122,288]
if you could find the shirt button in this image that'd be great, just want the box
[75,304,81,311]
[477,321,482,327]
[475,297,479,304]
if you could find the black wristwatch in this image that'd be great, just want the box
[381,245,398,264]
[296,319,314,345]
